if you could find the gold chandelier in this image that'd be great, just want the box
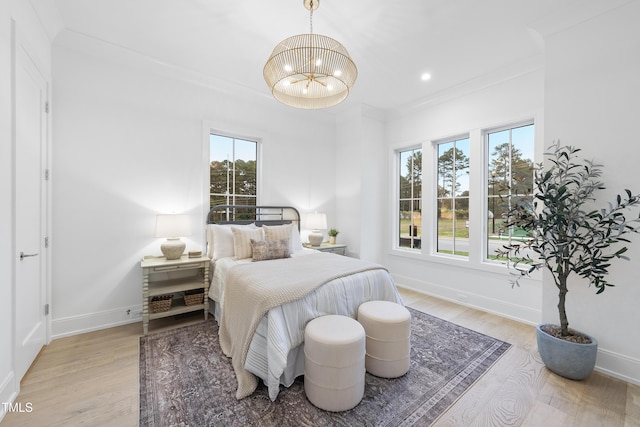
[263,0,357,109]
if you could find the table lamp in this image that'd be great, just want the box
[155,214,192,260]
[306,212,327,247]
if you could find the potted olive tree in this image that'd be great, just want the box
[497,142,640,380]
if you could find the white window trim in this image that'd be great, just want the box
[388,116,542,278]
[391,143,423,253]
[482,119,535,264]
[432,133,471,259]
[201,121,263,225]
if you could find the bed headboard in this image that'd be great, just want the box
[207,205,301,231]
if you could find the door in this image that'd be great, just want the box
[14,34,48,381]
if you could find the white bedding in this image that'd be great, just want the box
[208,249,402,400]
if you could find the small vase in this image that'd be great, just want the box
[329,236,336,244]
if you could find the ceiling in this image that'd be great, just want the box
[47,0,590,114]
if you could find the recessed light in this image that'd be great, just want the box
[421,73,432,81]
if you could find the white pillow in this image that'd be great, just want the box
[231,226,264,259]
[290,224,304,252]
[263,223,303,253]
[208,223,257,260]
[206,224,216,259]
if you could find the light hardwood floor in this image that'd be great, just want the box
[3,288,639,426]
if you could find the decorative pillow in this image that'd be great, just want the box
[231,226,264,259]
[263,223,304,253]
[209,224,235,259]
[207,223,257,259]
[251,239,290,261]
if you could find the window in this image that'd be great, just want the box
[436,137,470,257]
[486,123,534,260]
[209,134,258,207]
[398,148,422,249]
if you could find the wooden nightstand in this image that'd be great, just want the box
[304,242,347,255]
[140,255,209,334]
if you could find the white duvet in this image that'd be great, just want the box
[208,250,402,400]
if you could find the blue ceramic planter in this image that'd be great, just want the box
[536,324,598,380]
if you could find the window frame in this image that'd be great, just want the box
[209,132,259,208]
[204,124,262,216]
[434,134,471,259]
[483,120,535,263]
[389,118,539,276]
[394,145,423,252]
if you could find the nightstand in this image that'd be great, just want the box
[304,242,347,255]
[140,255,210,334]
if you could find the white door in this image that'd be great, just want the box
[14,36,48,381]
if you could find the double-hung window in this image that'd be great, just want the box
[436,137,470,257]
[209,134,258,207]
[486,122,534,260]
[398,148,422,249]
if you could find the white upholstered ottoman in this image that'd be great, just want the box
[304,315,366,412]
[357,301,411,378]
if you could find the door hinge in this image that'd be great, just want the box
[44,304,49,316]
[44,237,49,248]
[45,101,49,113]
[44,169,49,180]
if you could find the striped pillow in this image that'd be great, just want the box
[231,227,264,259]
[263,224,293,252]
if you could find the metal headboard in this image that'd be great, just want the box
[207,205,301,231]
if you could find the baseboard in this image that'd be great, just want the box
[51,304,143,339]
[0,371,18,423]
[393,273,541,326]
[595,348,640,386]
[395,275,640,387]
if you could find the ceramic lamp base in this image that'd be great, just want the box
[161,238,186,260]
[308,230,323,247]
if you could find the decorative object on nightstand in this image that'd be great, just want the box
[305,212,327,247]
[327,228,339,244]
[140,255,210,334]
[155,214,192,260]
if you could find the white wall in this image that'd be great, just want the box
[335,105,386,262]
[0,0,54,421]
[50,38,337,337]
[0,2,15,417]
[543,1,640,384]
[383,69,545,325]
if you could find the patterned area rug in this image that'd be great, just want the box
[140,308,511,426]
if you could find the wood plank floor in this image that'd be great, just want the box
[3,288,638,426]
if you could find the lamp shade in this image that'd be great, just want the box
[155,214,192,238]
[305,212,327,230]
[305,212,327,247]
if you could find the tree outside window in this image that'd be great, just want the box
[398,148,422,249]
[486,123,534,260]
[210,134,258,211]
[436,138,470,257]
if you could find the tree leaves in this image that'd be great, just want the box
[495,141,640,335]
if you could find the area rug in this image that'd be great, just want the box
[139,308,511,426]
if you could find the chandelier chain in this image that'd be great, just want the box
[309,3,314,34]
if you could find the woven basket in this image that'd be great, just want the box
[150,295,173,313]
[184,289,204,306]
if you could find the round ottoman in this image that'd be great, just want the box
[304,315,366,412]
[357,301,411,378]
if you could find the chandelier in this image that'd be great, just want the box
[263,0,358,109]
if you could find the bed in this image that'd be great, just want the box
[206,205,403,401]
